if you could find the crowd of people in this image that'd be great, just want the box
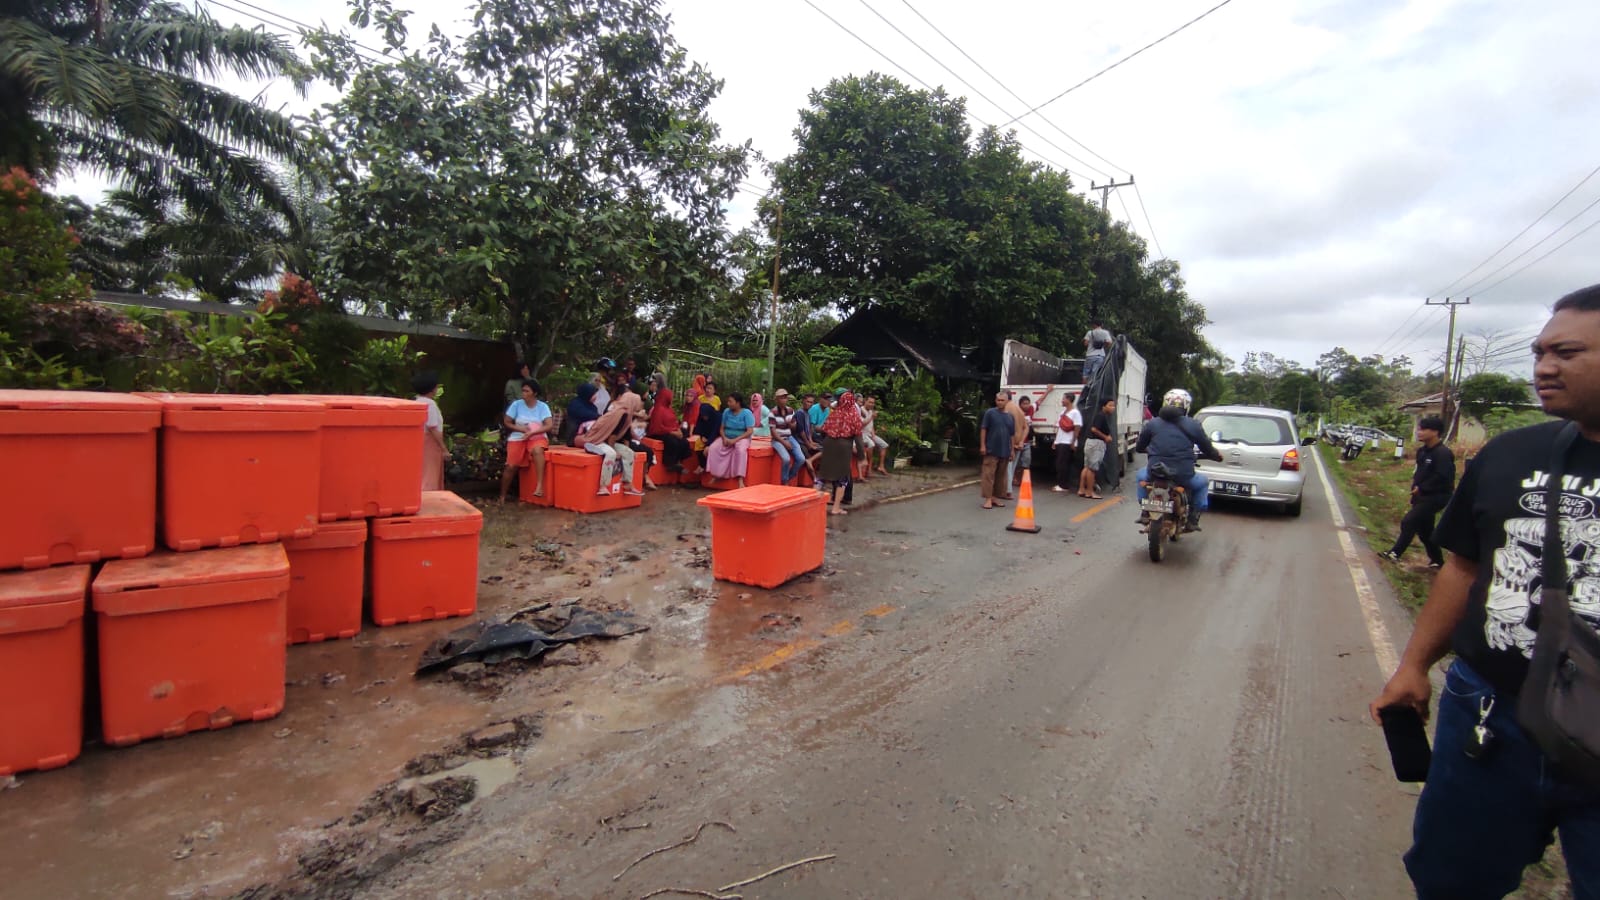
[417,357,896,509]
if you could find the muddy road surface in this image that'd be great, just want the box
[2,463,1422,897]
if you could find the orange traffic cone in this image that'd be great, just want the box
[1007,469,1042,533]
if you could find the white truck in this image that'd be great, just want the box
[999,337,1149,463]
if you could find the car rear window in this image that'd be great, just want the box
[1196,413,1293,446]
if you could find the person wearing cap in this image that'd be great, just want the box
[809,392,831,430]
[591,359,613,415]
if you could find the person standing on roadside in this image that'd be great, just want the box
[979,391,1015,510]
[1052,395,1082,493]
[1078,397,1115,499]
[1380,415,1455,568]
[1011,395,1036,488]
[1370,283,1600,898]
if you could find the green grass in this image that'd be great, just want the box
[1317,442,1433,611]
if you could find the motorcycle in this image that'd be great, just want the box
[1139,461,1190,563]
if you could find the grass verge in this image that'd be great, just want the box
[1318,442,1572,898]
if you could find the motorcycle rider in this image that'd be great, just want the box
[1135,389,1224,532]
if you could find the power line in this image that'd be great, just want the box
[855,0,1109,180]
[1456,194,1600,296]
[895,0,1127,177]
[1472,215,1600,298]
[1000,0,1237,128]
[1431,160,1600,297]
[1132,181,1165,258]
[1371,304,1428,358]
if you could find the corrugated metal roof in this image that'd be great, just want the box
[93,291,503,343]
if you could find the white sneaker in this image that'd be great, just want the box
[1051,486,1068,492]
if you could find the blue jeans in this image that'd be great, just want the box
[1083,353,1105,385]
[1135,466,1209,512]
[1405,660,1600,899]
[774,436,803,483]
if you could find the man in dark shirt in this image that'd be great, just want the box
[1370,283,1600,898]
[1380,415,1456,567]
[979,391,1015,510]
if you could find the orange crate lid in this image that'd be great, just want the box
[697,484,827,515]
[283,519,368,552]
[0,390,162,435]
[93,544,290,616]
[370,491,483,541]
[547,446,600,468]
[275,395,428,427]
[138,392,325,430]
[0,565,89,635]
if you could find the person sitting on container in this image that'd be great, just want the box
[818,389,863,515]
[414,371,449,492]
[691,385,723,460]
[682,374,707,432]
[770,389,805,484]
[499,379,552,502]
[564,382,601,446]
[705,392,755,488]
[702,378,722,412]
[793,393,824,479]
[749,391,771,438]
[862,395,890,476]
[609,381,659,490]
[574,402,645,497]
[646,375,694,473]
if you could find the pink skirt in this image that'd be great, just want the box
[705,437,750,479]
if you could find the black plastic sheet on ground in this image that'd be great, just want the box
[415,607,648,675]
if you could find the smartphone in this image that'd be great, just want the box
[1379,705,1433,782]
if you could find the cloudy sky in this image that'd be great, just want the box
[65,0,1600,375]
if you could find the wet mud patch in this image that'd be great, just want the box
[235,716,541,900]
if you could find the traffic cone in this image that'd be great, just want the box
[1007,469,1042,533]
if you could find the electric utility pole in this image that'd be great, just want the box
[1090,176,1135,211]
[766,202,782,395]
[1427,296,1469,428]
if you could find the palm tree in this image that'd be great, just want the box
[1,0,316,222]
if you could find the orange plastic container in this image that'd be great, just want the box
[696,485,828,588]
[143,393,325,551]
[0,390,161,569]
[0,565,89,775]
[547,446,645,513]
[287,395,427,521]
[368,491,482,626]
[283,520,366,644]
[701,441,778,490]
[642,437,681,486]
[92,544,290,746]
[516,444,556,507]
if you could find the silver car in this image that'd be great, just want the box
[1193,405,1307,517]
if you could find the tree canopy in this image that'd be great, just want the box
[303,0,749,371]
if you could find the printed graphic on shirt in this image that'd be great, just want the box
[1485,470,1600,657]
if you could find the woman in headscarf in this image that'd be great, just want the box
[564,382,601,446]
[681,373,705,431]
[573,397,645,496]
[609,381,659,490]
[704,392,755,488]
[818,388,864,516]
[647,374,693,472]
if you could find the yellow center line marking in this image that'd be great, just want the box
[823,619,856,637]
[1070,495,1124,523]
[864,604,896,618]
[724,639,822,681]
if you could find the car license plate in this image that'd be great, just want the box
[1141,498,1174,513]
[1213,480,1255,496]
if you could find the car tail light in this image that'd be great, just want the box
[1281,448,1301,471]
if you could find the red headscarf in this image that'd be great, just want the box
[648,385,678,435]
[682,374,706,429]
[822,390,863,438]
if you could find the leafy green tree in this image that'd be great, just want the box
[1459,372,1534,421]
[304,0,748,371]
[2,0,314,220]
[1271,371,1324,415]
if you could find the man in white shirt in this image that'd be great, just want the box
[1052,394,1083,492]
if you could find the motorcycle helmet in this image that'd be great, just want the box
[1162,388,1192,412]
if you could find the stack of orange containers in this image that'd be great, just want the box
[369,491,483,626]
[0,565,90,775]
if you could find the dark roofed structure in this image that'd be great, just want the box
[820,308,985,382]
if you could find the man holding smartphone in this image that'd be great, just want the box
[1370,284,1600,898]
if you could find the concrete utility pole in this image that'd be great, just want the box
[767,202,782,396]
[1426,296,1469,429]
[1090,176,1136,211]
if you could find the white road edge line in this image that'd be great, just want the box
[1310,447,1401,678]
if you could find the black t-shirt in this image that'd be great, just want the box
[1434,420,1600,694]
[1090,412,1112,441]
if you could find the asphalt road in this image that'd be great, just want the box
[360,456,1424,899]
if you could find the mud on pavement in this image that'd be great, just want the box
[0,467,977,899]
